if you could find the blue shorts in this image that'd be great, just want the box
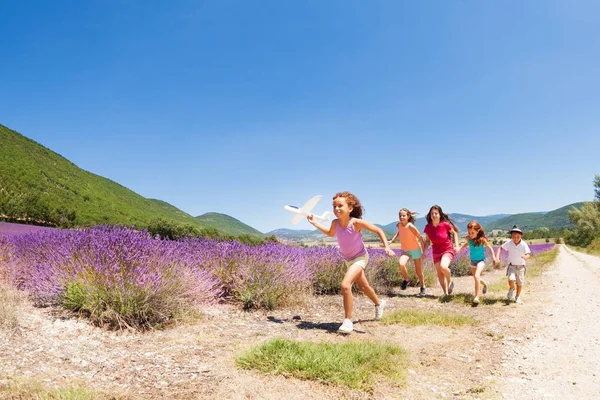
[470,259,485,267]
[402,249,423,259]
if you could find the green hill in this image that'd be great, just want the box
[196,212,264,237]
[483,202,584,231]
[0,124,261,237]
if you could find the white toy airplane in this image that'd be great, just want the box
[284,195,333,225]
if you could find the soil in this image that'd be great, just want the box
[1,245,599,399]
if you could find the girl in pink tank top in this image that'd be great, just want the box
[388,208,427,295]
[307,191,395,334]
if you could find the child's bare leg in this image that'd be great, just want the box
[471,267,480,296]
[355,270,380,306]
[516,284,523,297]
[398,254,410,280]
[340,265,363,319]
[439,255,453,287]
[414,258,425,288]
[435,263,447,294]
[473,262,486,296]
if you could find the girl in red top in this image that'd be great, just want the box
[423,205,459,296]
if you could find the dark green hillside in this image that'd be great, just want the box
[196,212,265,237]
[483,202,584,231]
[0,123,205,229]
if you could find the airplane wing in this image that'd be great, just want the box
[291,214,304,225]
[301,195,322,213]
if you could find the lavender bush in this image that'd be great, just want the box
[9,226,222,329]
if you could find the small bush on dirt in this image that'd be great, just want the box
[236,338,408,392]
[381,309,478,327]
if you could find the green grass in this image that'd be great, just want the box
[381,309,478,327]
[0,376,127,399]
[235,338,408,392]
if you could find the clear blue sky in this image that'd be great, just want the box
[1,1,599,233]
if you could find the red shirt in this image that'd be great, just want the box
[424,221,455,260]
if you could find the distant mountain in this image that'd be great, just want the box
[195,212,264,237]
[266,228,325,242]
[483,202,584,231]
[380,213,510,234]
[273,204,583,243]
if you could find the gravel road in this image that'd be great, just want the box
[499,245,600,399]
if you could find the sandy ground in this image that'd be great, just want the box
[1,245,599,399]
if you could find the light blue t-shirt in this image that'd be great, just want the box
[468,239,485,261]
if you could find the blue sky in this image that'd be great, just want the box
[1,1,599,233]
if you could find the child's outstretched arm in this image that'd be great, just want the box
[354,219,395,257]
[450,227,459,250]
[483,239,499,264]
[307,215,336,237]
[388,229,399,245]
[456,240,469,253]
[495,245,503,263]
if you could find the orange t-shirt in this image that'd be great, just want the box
[397,223,419,251]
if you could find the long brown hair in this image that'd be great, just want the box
[333,191,364,219]
[398,208,417,224]
[426,204,458,232]
[467,220,487,246]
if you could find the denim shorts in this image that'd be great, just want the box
[470,259,485,267]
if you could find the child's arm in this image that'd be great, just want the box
[388,228,399,245]
[483,238,499,264]
[449,227,459,250]
[307,215,336,237]
[495,244,503,263]
[354,219,395,257]
[408,223,425,252]
[456,241,468,253]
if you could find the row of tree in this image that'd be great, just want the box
[566,175,600,248]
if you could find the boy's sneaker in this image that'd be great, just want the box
[448,281,455,295]
[507,288,515,300]
[482,283,488,295]
[401,280,410,290]
[473,297,480,304]
[375,299,386,320]
[515,296,522,304]
[338,319,353,333]
[419,287,427,296]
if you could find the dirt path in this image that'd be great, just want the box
[497,245,600,399]
[1,245,599,399]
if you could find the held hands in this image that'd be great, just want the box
[385,248,395,257]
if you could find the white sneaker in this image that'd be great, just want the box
[375,299,386,320]
[473,297,480,304]
[338,319,353,333]
[507,288,515,300]
[515,296,522,304]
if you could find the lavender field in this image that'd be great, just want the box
[0,223,555,330]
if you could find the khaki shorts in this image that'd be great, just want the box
[345,254,369,270]
[507,264,526,286]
